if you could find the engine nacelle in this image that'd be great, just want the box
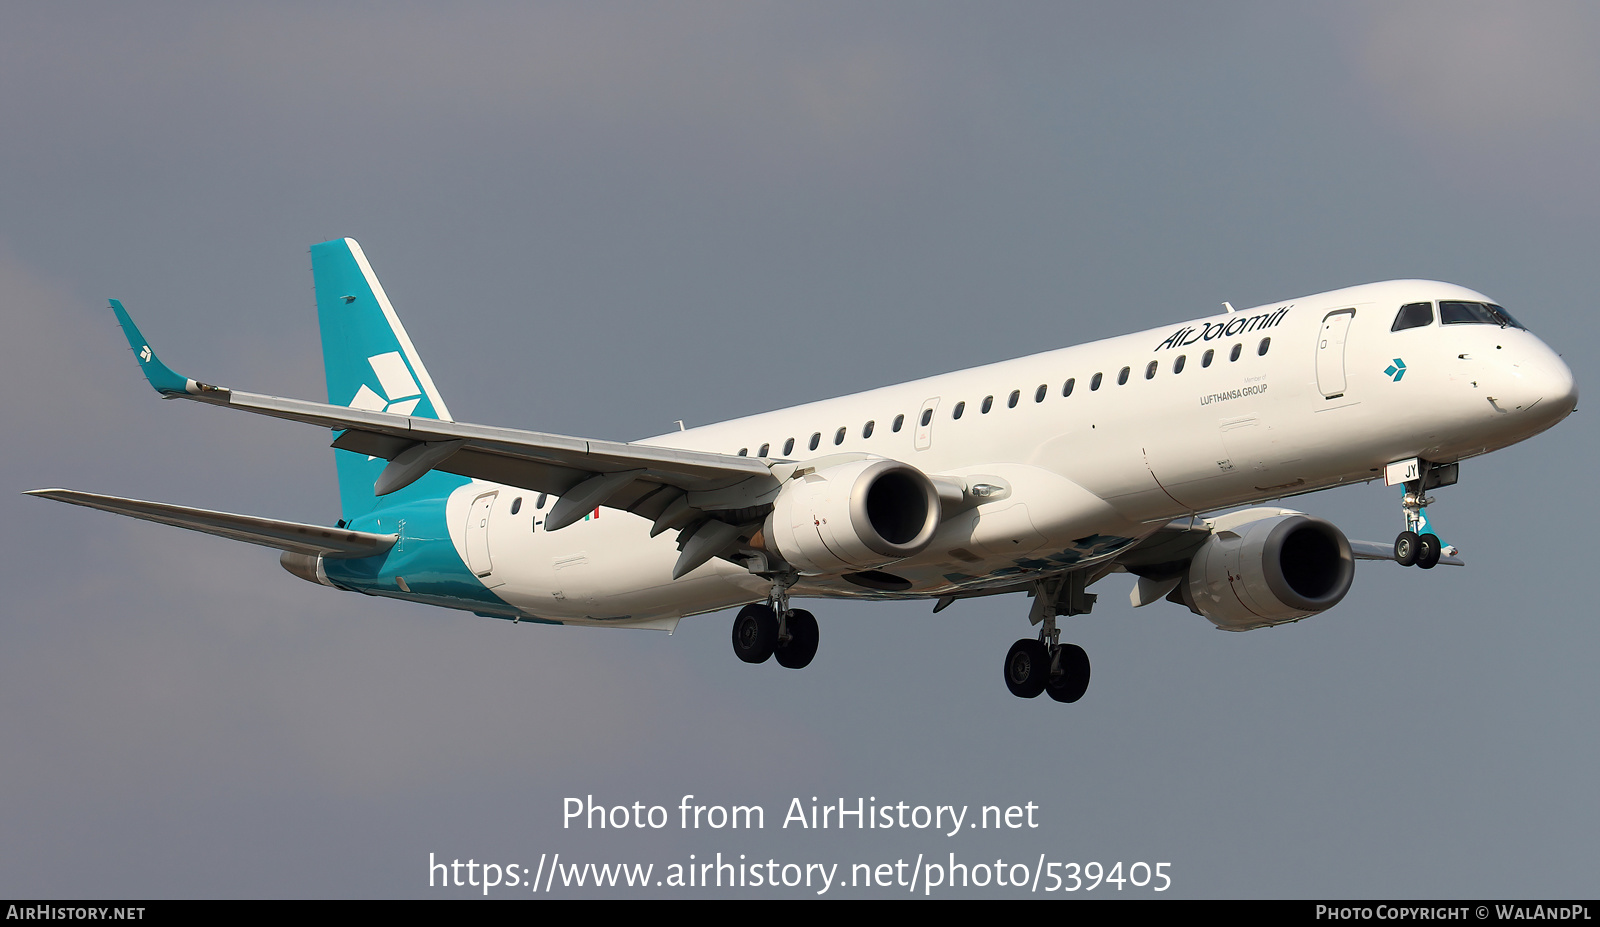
[761,458,941,574]
[1185,514,1355,631]
[280,550,337,587]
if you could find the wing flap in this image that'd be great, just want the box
[26,489,397,558]
[196,388,771,498]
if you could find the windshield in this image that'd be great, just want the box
[1439,300,1525,330]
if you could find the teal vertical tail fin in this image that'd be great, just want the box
[311,239,461,523]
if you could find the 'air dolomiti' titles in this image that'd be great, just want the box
[1155,305,1292,351]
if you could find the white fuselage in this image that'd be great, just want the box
[435,280,1576,626]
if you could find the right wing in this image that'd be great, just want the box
[1116,512,1464,573]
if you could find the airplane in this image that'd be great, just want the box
[27,239,1578,704]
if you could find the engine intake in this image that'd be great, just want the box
[761,458,940,574]
[1185,514,1354,631]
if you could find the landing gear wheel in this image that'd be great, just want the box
[1394,530,1421,567]
[774,609,819,669]
[731,604,778,664]
[1045,643,1091,703]
[1004,639,1050,698]
[1417,533,1442,570]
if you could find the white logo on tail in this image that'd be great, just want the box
[348,352,422,415]
[139,345,152,362]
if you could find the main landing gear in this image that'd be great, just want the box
[1004,574,1094,704]
[730,575,819,669]
[1392,467,1457,570]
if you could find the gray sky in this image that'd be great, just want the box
[2,2,1596,898]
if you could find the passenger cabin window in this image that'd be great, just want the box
[892,414,905,432]
[1202,349,1214,367]
[809,432,821,451]
[1063,378,1075,397]
[1229,343,1242,362]
[784,437,795,456]
[536,493,548,509]
[738,448,748,456]
[863,421,874,439]
[1091,372,1103,390]
[759,443,769,457]
[1392,302,1434,332]
[1117,366,1130,385]
[510,497,522,515]
[1145,360,1157,380]
[953,401,966,419]
[1174,355,1186,374]
[1440,300,1525,329]
[981,396,993,414]
[834,427,845,445]
[1008,390,1020,408]
[1258,337,1271,356]
[920,408,933,427]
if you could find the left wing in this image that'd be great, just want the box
[109,300,779,534]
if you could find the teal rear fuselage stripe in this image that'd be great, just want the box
[322,478,514,613]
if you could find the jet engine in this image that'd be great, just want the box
[760,458,941,574]
[1184,514,1355,631]
[280,550,337,587]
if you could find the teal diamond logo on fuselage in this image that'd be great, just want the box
[1384,358,1407,381]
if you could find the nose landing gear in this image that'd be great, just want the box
[1394,482,1451,570]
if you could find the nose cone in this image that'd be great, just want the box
[1547,353,1579,413]
[1509,339,1578,429]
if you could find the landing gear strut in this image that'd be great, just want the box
[1004,574,1094,703]
[730,573,819,669]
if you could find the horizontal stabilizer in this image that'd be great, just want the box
[25,489,396,559]
[1349,538,1464,567]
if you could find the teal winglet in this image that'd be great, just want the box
[109,299,193,395]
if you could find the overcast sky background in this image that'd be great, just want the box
[3,2,1596,899]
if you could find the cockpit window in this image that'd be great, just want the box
[1391,302,1433,332]
[1439,300,1525,330]
[1488,304,1524,329]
